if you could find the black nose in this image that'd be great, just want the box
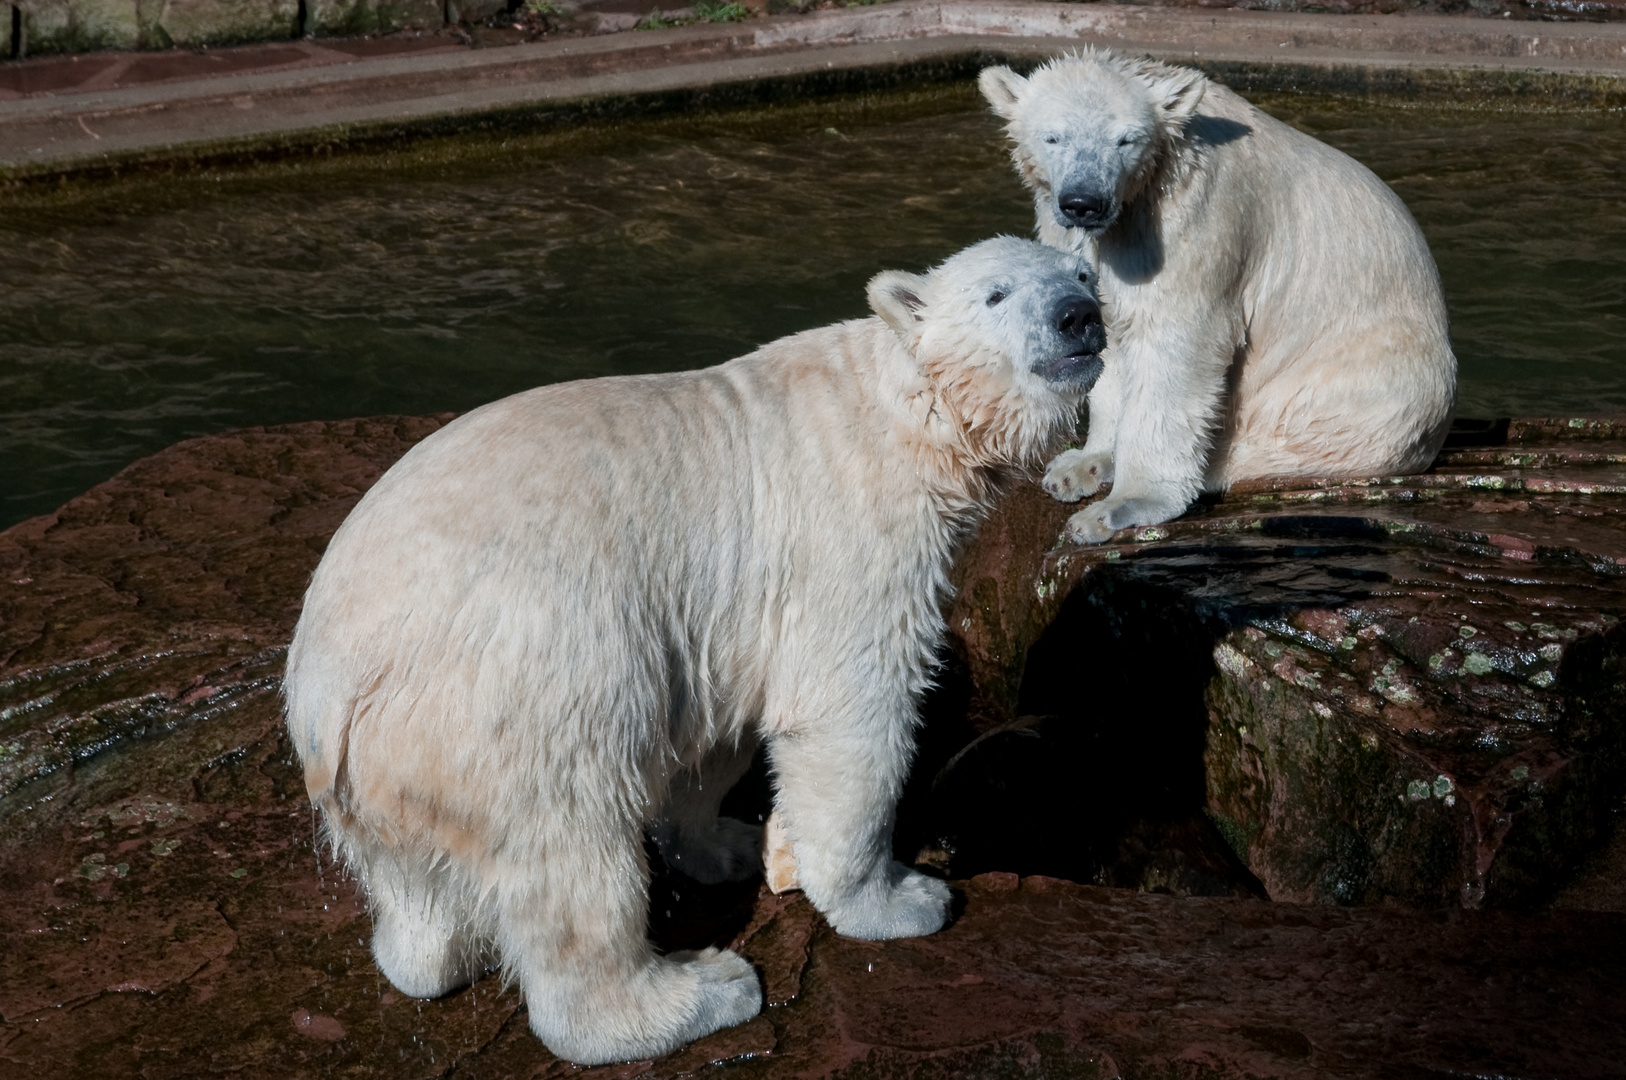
[1055,296,1102,338]
[1058,191,1110,229]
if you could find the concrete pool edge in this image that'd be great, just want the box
[3,1,1626,184]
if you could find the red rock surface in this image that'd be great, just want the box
[1,416,1624,1077]
[0,415,456,800]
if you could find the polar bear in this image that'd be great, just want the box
[283,236,1106,1066]
[980,51,1457,544]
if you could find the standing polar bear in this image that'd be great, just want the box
[980,51,1457,543]
[283,237,1106,1065]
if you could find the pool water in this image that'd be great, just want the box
[1,85,1623,529]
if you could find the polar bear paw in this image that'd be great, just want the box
[532,947,761,1065]
[1064,502,1127,545]
[666,947,763,1038]
[1064,493,1187,545]
[1043,448,1113,503]
[822,861,952,941]
[655,817,764,885]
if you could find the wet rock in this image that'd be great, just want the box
[0,415,1623,1076]
[372,874,1626,1079]
[949,417,1626,908]
[290,1006,348,1041]
[0,679,521,1077]
[0,414,455,801]
[725,874,1626,1080]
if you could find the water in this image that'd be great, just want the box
[1260,95,1626,421]
[1,85,1623,529]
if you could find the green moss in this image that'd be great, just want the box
[1205,809,1260,865]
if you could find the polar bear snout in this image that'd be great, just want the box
[1033,351,1104,390]
[1031,294,1107,388]
[1057,188,1116,232]
[1055,295,1102,340]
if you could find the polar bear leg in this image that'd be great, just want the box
[499,814,761,1065]
[1040,349,1118,500]
[767,721,950,941]
[1042,353,1122,503]
[1065,321,1238,542]
[650,735,763,885]
[364,850,488,1000]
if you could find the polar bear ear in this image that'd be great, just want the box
[978,66,1027,121]
[1149,66,1207,126]
[867,271,930,334]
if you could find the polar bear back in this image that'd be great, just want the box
[1194,84,1446,346]
[285,317,950,855]
[1225,86,1454,480]
[1074,82,1455,483]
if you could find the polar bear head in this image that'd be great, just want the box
[865,236,1105,465]
[979,50,1207,236]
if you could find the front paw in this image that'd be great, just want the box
[1042,449,1113,503]
[821,861,952,941]
[1063,494,1184,545]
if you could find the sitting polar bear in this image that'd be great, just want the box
[979,51,1458,544]
[283,236,1106,1065]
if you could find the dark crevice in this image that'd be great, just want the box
[892,650,980,866]
[897,528,1411,896]
[641,750,774,953]
[644,835,761,954]
[1443,416,1512,448]
[890,570,1286,898]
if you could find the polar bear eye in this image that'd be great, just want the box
[986,291,1008,306]
[1043,135,1059,145]
[1077,272,1090,283]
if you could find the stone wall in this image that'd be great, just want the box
[1,0,483,55]
[5,0,1626,62]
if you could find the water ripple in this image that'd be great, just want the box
[0,90,1621,527]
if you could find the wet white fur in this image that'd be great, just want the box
[981,51,1457,543]
[283,237,1095,1065]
